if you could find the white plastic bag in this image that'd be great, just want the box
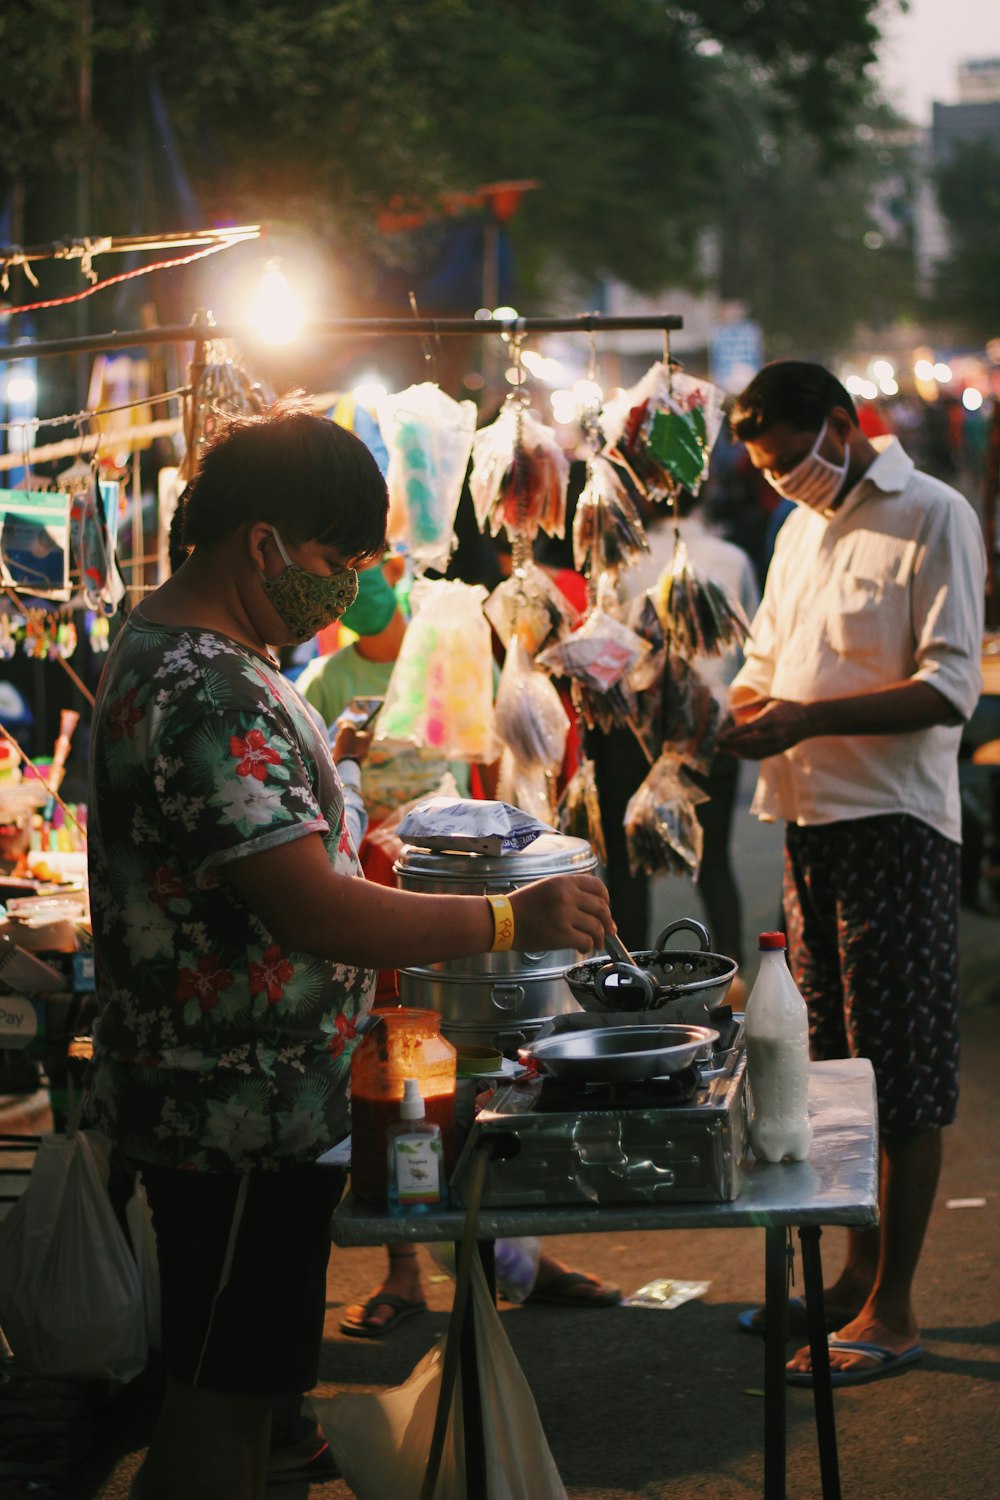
[0,1130,147,1384]
[314,1253,565,1500]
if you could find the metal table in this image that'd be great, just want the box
[332,1058,879,1500]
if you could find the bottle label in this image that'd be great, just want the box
[393,1135,443,1204]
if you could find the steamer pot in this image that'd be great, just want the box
[395,833,597,1051]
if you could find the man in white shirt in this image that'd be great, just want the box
[719,360,985,1387]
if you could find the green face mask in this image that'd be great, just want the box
[339,564,398,637]
[260,529,359,641]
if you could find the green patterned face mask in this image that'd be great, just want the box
[260,529,359,641]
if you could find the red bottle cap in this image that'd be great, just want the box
[758,931,787,950]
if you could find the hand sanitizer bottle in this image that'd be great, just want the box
[744,932,813,1164]
[386,1078,449,1214]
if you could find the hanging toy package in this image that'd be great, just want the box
[377,580,498,762]
[601,363,725,501]
[653,538,751,659]
[659,652,726,774]
[378,383,478,575]
[571,455,649,577]
[470,402,568,541]
[556,756,607,865]
[625,751,709,879]
[484,562,580,656]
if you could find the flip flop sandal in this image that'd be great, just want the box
[737,1296,840,1337]
[339,1292,428,1339]
[786,1337,924,1388]
[524,1271,622,1308]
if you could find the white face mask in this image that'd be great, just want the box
[765,420,849,513]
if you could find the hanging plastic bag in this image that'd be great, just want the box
[484,562,579,656]
[470,403,568,542]
[496,747,558,827]
[495,637,569,775]
[601,363,725,500]
[556,757,607,865]
[378,384,478,575]
[653,538,751,659]
[314,1253,566,1500]
[625,751,709,879]
[377,580,498,762]
[0,1131,147,1384]
[571,456,649,576]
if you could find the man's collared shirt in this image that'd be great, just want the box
[733,436,985,841]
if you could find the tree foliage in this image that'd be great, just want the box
[932,138,1000,338]
[2,0,888,299]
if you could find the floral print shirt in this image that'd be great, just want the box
[86,608,376,1172]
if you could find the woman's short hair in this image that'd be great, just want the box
[730,361,858,441]
[172,396,388,566]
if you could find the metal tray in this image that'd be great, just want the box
[520,1023,719,1082]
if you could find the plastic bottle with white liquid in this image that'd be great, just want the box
[744,932,813,1163]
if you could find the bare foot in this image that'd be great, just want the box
[786,1306,921,1377]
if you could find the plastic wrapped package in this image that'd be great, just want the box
[377,580,497,762]
[625,751,709,878]
[556,757,607,865]
[470,403,568,541]
[535,609,650,694]
[495,638,569,773]
[601,363,725,500]
[653,538,751,659]
[484,563,580,656]
[377,383,478,574]
[571,456,650,576]
[396,796,553,855]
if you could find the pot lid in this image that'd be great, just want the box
[395,832,597,883]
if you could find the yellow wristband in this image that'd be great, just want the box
[486,893,515,952]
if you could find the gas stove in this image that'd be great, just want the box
[450,1015,748,1208]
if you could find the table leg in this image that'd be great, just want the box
[763,1225,788,1500]
[798,1226,841,1500]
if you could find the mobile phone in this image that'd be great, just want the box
[342,696,384,730]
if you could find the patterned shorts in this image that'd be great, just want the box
[783,814,961,1134]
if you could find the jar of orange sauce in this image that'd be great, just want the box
[350,1008,457,1205]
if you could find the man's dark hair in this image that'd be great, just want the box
[730,361,858,441]
[170,396,388,567]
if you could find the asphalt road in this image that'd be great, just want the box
[6,764,1000,1499]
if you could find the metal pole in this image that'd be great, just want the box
[0,312,684,364]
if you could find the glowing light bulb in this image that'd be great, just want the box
[962,388,984,412]
[246,261,307,344]
[6,375,36,404]
[933,362,953,384]
[353,379,388,409]
[914,359,935,382]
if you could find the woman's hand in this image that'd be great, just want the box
[510,873,612,955]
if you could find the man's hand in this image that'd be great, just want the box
[331,722,373,765]
[717,697,814,759]
[510,874,612,955]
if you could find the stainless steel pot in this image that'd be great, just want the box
[395,833,597,1050]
